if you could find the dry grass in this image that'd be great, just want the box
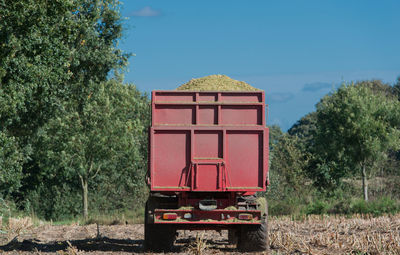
[56,241,81,255]
[0,217,34,244]
[8,217,33,232]
[56,241,80,255]
[186,231,209,255]
[269,214,400,255]
[1,214,399,254]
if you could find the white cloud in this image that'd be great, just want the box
[267,92,294,103]
[302,82,334,92]
[130,6,161,17]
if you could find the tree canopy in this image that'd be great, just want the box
[36,81,149,219]
[310,83,400,200]
[0,0,128,134]
[0,0,149,220]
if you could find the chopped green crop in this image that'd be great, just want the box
[224,206,238,210]
[176,74,260,91]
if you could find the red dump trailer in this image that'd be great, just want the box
[145,90,269,252]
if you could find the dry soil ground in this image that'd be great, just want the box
[0,214,399,255]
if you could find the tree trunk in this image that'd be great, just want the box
[79,175,89,219]
[361,164,368,201]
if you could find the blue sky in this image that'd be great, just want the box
[119,0,400,130]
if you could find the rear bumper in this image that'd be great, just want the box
[154,209,262,225]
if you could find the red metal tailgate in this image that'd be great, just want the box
[149,91,269,192]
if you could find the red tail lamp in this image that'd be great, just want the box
[238,213,253,220]
[162,213,178,220]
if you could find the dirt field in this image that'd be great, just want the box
[1,214,399,254]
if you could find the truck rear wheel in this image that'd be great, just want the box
[144,197,176,252]
[237,220,268,252]
[144,221,176,252]
[228,229,238,245]
[237,199,269,252]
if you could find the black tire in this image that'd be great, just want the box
[144,222,176,252]
[237,221,268,252]
[228,228,239,245]
[144,198,176,252]
[237,200,269,252]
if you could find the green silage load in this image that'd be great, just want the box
[176,74,260,91]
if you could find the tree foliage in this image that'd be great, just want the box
[310,83,400,199]
[270,134,309,193]
[394,77,400,101]
[0,0,128,132]
[354,80,396,98]
[0,0,146,220]
[36,81,149,219]
[268,125,284,152]
[0,132,24,197]
[288,112,317,151]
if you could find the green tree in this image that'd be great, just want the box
[288,112,317,149]
[354,80,395,98]
[0,0,72,133]
[312,83,400,200]
[0,132,24,197]
[267,131,311,216]
[270,134,308,193]
[268,125,284,152]
[394,76,400,101]
[1,0,129,134]
[0,0,130,216]
[36,81,149,219]
[1,1,76,196]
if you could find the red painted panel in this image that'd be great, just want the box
[198,106,217,125]
[220,92,261,102]
[154,105,195,125]
[194,131,222,158]
[155,92,194,102]
[198,93,217,102]
[153,131,190,188]
[221,106,261,125]
[226,131,262,189]
[195,164,219,191]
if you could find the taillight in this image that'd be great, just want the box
[162,213,178,220]
[238,213,253,220]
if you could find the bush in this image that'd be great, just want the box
[24,183,81,221]
[267,187,400,217]
[306,200,332,215]
[269,199,298,216]
[350,197,399,216]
